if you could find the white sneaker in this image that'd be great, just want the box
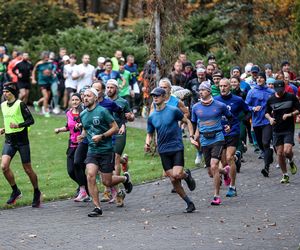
[52,106,61,115]
[195,155,201,165]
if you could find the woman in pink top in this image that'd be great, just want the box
[54,93,88,202]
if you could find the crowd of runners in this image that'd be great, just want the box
[0,45,300,216]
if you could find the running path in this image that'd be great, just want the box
[0,119,299,249]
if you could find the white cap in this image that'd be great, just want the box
[97,57,105,63]
[62,55,70,61]
[86,87,98,97]
[106,79,119,88]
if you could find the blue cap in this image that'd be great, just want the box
[150,87,166,96]
[251,65,260,73]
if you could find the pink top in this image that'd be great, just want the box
[66,110,81,148]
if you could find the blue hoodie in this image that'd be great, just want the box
[245,85,274,127]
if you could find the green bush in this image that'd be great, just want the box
[0,0,82,45]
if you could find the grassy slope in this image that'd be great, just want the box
[0,114,197,208]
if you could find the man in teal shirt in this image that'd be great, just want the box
[79,87,133,217]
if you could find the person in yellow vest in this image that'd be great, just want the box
[0,83,41,207]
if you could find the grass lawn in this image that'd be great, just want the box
[0,114,198,208]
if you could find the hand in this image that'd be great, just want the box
[54,128,60,134]
[269,117,276,125]
[32,79,37,85]
[144,143,151,152]
[0,128,5,135]
[118,126,125,135]
[80,72,85,77]
[253,106,262,112]
[77,134,85,143]
[224,125,230,133]
[75,123,82,130]
[18,73,22,78]
[282,114,291,120]
[9,123,18,129]
[92,134,103,143]
[190,137,199,148]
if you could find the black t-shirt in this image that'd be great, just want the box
[13,60,33,82]
[265,92,300,133]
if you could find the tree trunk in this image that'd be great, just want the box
[247,0,254,44]
[119,0,129,21]
[91,0,101,13]
[155,5,161,85]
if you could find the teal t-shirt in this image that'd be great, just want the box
[118,70,131,97]
[112,96,131,128]
[80,105,115,154]
[36,61,55,85]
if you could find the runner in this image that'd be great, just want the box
[145,87,197,213]
[215,78,249,197]
[265,80,300,183]
[54,93,89,201]
[0,83,41,207]
[246,72,275,177]
[78,88,133,217]
[191,81,233,205]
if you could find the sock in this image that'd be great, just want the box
[182,195,192,205]
[79,186,85,193]
[34,188,40,194]
[12,184,18,192]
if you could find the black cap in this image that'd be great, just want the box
[207,54,216,60]
[251,65,260,73]
[273,80,285,92]
[257,72,266,81]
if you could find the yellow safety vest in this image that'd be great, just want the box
[1,100,25,134]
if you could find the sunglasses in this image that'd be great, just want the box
[152,94,162,97]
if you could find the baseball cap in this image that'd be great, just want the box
[106,79,119,88]
[197,67,206,73]
[251,65,260,73]
[62,55,70,61]
[273,80,285,92]
[97,57,106,64]
[150,87,166,96]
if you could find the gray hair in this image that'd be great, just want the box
[159,78,172,88]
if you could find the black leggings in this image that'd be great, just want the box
[253,124,273,167]
[67,147,87,187]
[73,142,88,188]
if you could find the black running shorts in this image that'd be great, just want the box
[2,143,31,164]
[159,150,184,171]
[85,152,115,173]
[273,131,295,147]
[202,141,224,168]
[224,135,239,148]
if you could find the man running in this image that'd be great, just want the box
[191,81,233,205]
[215,78,249,197]
[78,88,133,217]
[0,83,41,207]
[265,80,300,183]
[145,87,197,213]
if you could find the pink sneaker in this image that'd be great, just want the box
[211,196,222,206]
[223,165,231,186]
[108,187,118,203]
[74,191,88,202]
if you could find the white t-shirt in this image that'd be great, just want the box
[72,63,95,92]
[64,64,78,90]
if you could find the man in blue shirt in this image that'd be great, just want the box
[215,78,250,197]
[145,87,197,213]
[191,81,233,205]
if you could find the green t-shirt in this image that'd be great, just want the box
[118,70,131,97]
[80,105,115,154]
[112,96,131,128]
[111,57,120,71]
[36,61,55,85]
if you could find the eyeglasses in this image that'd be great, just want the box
[152,94,162,97]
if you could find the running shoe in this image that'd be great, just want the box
[226,187,237,197]
[33,101,40,112]
[223,165,231,186]
[88,207,103,217]
[116,190,126,207]
[289,160,298,175]
[108,187,118,203]
[74,190,89,202]
[123,172,133,193]
[184,169,196,191]
[121,154,129,172]
[52,106,61,115]
[101,190,111,202]
[6,189,22,205]
[171,187,177,193]
[195,154,201,166]
[32,189,41,208]
[44,112,50,118]
[261,167,269,177]
[258,151,264,159]
[186,202,196,213]
[211,196,222,206]
[83,196,92,202]
[280,174,290,184]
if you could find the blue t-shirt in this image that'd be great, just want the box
[98,70,122,85]
[98,97,122,115]
[191,99,233,146]
[215,93,249,136]
[245,85,274,127]
[124,63,138,84]
[147,105,184,153]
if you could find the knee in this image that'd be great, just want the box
[283,149,292,157]
[226,155,234,164]
[1,164,9,173]
[23,164,34,175]
[277,150,284,157]
[173,173,181,180]
[211,164,218,174]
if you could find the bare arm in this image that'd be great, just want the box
[178,100,189,118]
